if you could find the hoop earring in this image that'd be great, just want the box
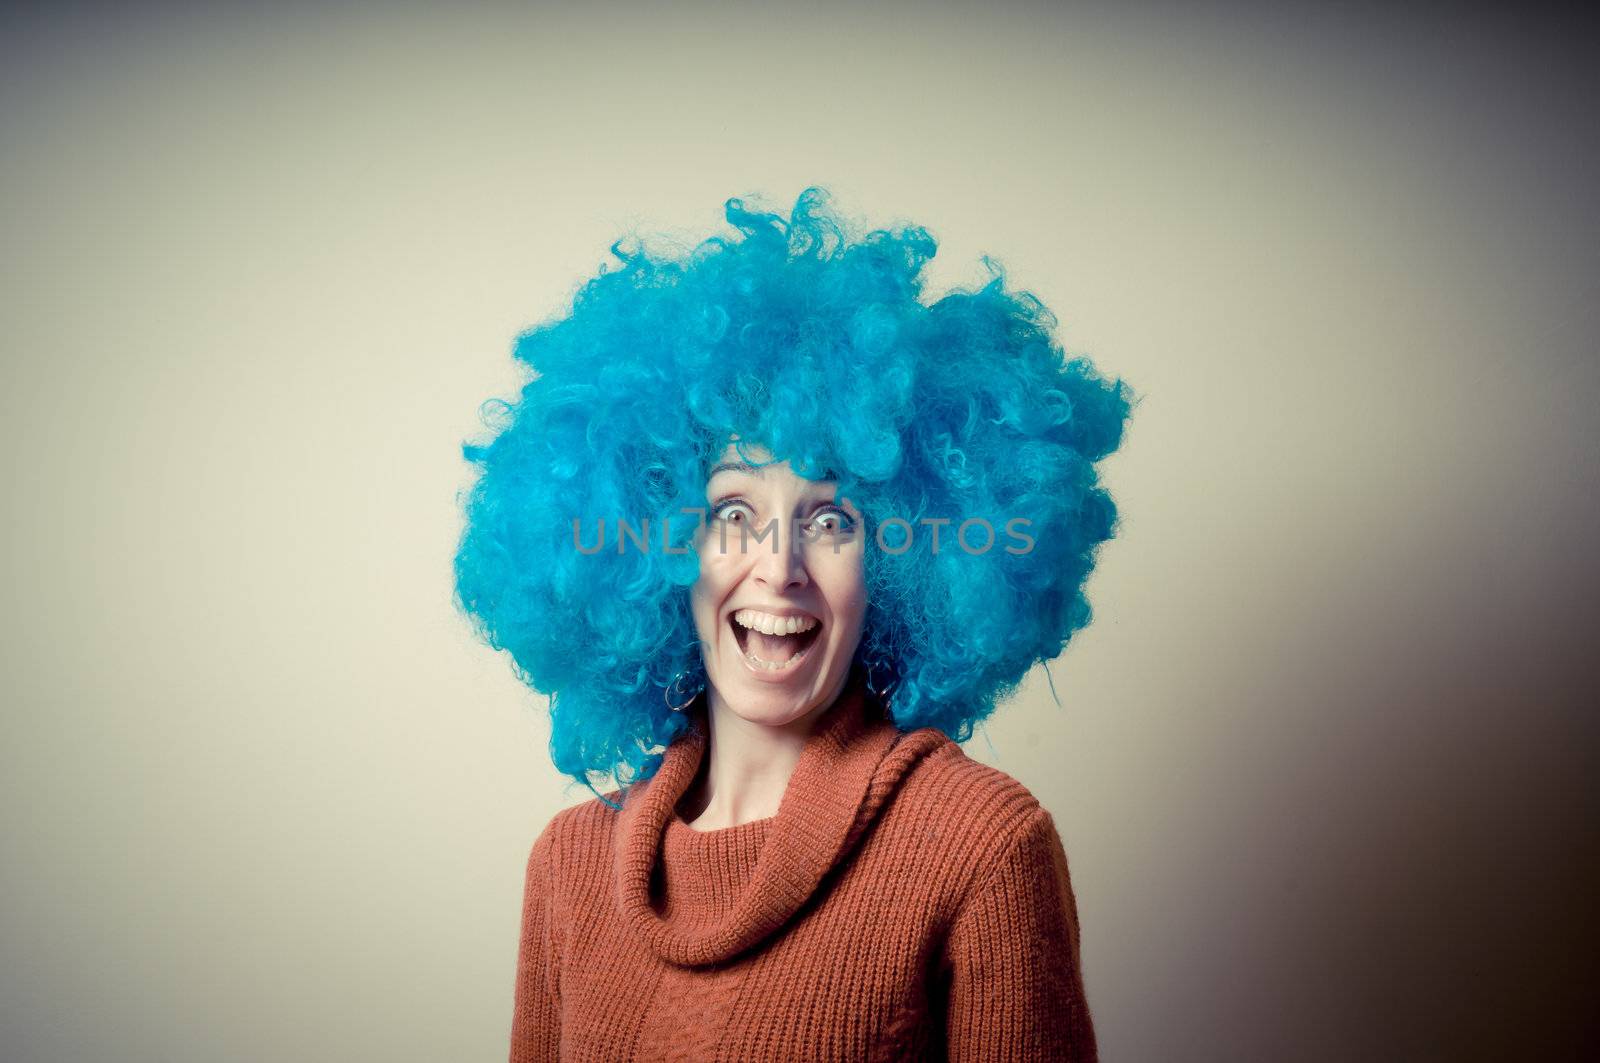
[862,652,899,711]
[664,670,704,713]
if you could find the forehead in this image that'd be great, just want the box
[706,441,836,489]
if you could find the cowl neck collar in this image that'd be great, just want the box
[613,670,948,967]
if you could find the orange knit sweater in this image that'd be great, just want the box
[510,674,1098,1061]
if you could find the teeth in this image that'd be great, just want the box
[733,609,819,636]
[741,645,813,672]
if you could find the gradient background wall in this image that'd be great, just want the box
[2,3,1595,1060]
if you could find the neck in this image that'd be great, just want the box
[677,674,853,830]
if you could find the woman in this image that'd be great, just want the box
[454,188,1134,1061]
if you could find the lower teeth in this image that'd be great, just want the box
[744,646,807,671]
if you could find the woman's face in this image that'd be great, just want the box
[690,442,868,728]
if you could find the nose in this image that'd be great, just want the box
[751,520,810,592]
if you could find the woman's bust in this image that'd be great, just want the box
[454,187,1134,1061]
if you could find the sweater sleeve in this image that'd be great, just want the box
[509,821,563,1063]
[940,806,1098,1061]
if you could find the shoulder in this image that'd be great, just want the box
[886,729,1062,895]
[526,792,624,887]
[895,729,1052,842]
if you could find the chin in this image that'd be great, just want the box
[711,668,835,723]
[726,679,838,727]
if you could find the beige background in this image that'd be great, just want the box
[2,3,1595,1061]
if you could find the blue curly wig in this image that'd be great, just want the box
[454,187,1135,801]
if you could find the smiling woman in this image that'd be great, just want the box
[677,441,871,830]
[453,188,1135,1061]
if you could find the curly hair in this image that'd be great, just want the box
[453,187,1136,801]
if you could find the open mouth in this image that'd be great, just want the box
[728,608,824,673]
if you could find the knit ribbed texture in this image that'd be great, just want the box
[511,675,1098,1061]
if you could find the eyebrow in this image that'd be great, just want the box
[708,460,764,478]
[707,461,842,482]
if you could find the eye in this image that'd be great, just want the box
[808,505,856,535]
[713,499,754,525]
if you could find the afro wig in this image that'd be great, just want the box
[454,187,1136,800]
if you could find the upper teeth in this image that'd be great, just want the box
[733,609,819,636]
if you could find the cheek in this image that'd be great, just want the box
[809,548,868,631]
[690,543,743,622]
